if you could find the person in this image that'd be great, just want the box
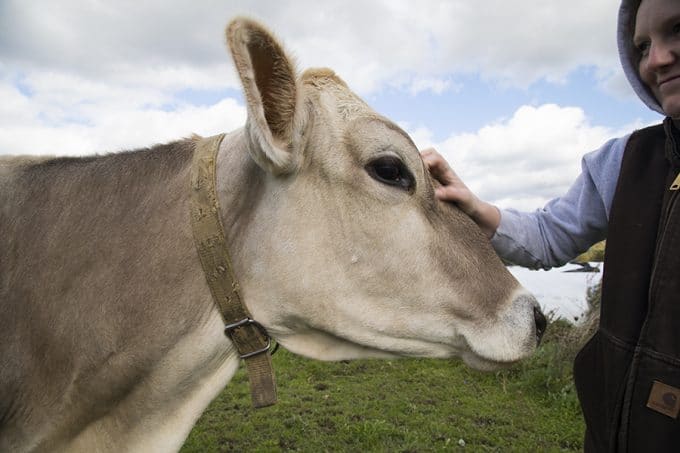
[422,0,680,450]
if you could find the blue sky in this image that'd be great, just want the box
[0,0,664,210]
[369,67,659,141]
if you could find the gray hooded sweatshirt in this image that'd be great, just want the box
[490,0,665,269]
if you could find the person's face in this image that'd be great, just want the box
[635,0,680,118]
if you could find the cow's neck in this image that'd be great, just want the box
[215,128,269,248]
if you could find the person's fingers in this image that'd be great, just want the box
[435,184,467,203]
[421,149,455,184]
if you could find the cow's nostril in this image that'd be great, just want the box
[534,306,547,345]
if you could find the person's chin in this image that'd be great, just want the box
[662,98,680,119]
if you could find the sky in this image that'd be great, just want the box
[0,0,664,211]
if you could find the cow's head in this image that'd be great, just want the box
[225,18,545,371]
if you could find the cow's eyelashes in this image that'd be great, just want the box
[366,156,415,192]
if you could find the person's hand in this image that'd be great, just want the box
[421,147,477,210]
[421,147,501,238]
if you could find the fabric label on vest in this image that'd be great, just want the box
[647,380,680,418]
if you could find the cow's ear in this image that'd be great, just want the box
[227,18,300,175]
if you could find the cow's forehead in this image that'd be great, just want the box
[300,68,420,168]
[300,68,415,144]
[301,68,372,120]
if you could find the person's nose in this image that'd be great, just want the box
[647,40,677,72]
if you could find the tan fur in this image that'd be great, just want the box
[301,67,349,87]
[0,18,542,452]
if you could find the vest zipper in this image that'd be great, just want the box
[671,173,680,191]
[648,173,680,313]
[619,173,680,451]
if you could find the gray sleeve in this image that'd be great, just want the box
[490,134,630,269]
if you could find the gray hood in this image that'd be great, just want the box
[617,0,665,114]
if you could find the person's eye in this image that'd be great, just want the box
[366,156,415,192]
[673,23,680,36]
[636,40,650,56]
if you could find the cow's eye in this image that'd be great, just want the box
[366,156,414,192]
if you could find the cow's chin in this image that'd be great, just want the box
[274,321,537,369]
[279,332,523,372]
[458,328,537,371]
[275,328,452,362]
[276,329,399,361]
[459,351,520,372]
[277,325,480,362]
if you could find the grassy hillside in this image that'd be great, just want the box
[572,241,606,264]
[181,319,586,452]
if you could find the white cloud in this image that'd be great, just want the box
[598,68,640,101]
[407,77,457,96]
[399,123,436,149]
[428,104,640,212]
[0,77,246,155]
[0,0,622,94]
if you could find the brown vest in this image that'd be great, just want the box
[574,120,680,452]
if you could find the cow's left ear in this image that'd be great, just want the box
[227,18,300,175]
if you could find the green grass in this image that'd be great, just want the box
[181,320,585,452]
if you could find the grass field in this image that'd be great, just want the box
[181,319,586,452]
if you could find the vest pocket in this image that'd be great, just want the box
[622,351,680,452]
[574,330,635,451]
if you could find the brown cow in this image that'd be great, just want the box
[0,18,545,452]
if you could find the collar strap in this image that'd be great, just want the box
[190,134,277,408]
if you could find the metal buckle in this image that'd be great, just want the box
[224,318,272,359]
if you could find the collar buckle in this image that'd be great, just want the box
[224,318,273,359]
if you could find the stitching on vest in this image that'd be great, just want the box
[636,344,680,367]
[599,327,638,351]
